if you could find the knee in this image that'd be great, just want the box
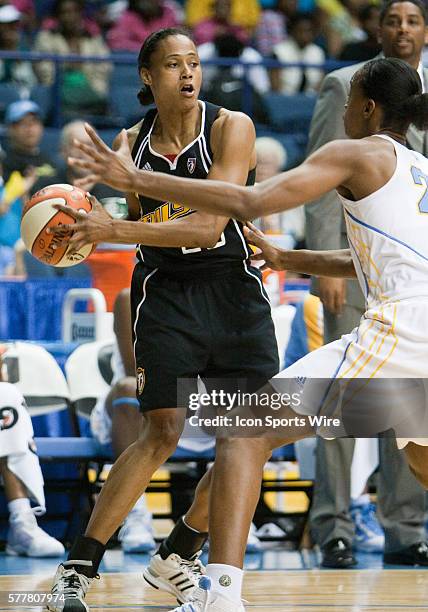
[216,437,272,464]
[113,377,136,400]
[137,412,183,456]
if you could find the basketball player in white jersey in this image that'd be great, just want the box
[60,56,428,611]
[0,345,64,558]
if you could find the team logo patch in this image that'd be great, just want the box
[0,407,18,431]
[187,158,196,174]
[219,575,232,587]
[137,367,146,395]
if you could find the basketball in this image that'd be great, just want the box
[20,183,94,267]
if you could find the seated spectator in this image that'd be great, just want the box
[255,137,304,244]
[318,0,365,58]
[271,12,325,94]
[193,0,248,46]
[107,0,181,52]
[0,345,65,557]
[199,33,270,122]
[0,142,37,276]
[34,0,111,116]
[90,289,156,552]
[255,0,298,57]
[2,100,56,192]
[339,4,380,62]
[38,120,122,202]
[186,0,260,33]
[0,4,36,88]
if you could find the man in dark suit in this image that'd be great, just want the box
[305,0,428,569]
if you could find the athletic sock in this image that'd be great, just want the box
[8,497,32,520]
[67,535,106,577]
[158,516,208,560]
[206,563,243,604]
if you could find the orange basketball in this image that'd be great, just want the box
[21,184,94,267]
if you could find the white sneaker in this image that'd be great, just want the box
[143,551,205,603]
[246,523,261,553]
[170,576,245,611]
[118,507,156,553]
[47,561,94,612]
[6,512,65,558]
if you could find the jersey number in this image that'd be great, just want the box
[181,232,226,254]
[411,166,428,213]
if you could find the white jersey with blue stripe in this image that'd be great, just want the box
[338,134,428,309]
[274,134,428,448]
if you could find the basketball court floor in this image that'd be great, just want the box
[0,548,427,611]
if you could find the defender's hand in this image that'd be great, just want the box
[68,124,138,192]
[244,222,286,271]
[318,276,346,315]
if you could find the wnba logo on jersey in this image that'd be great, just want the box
[136,367,146,395]
[187,158,196,174]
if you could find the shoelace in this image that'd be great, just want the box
[58,570,91,599]
[179,555,205,581]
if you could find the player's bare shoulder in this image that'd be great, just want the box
[112,120,145,152]
[210,108,256,162]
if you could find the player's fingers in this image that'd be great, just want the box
[119,129,131,153]
[87,194,102,210]
[47,223,75,235]
[251,252,264,261]
[245,221,265,237]
[74,175,100,191]
[68,155,100,171]
[84,122,111,153]
[51,203,84,219]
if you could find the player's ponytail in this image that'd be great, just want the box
[136,27,193,107]
[399,93,428,131]
[355,58,428,132]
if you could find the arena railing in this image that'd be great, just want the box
[0,50,353,127]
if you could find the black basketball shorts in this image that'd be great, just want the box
[130,262,279,412]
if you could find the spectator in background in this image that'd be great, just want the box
[339,4,381,61]
[0,4,36,88]
[38,120,122,202]
[2,100,56,192]
[255,0,298,57]
[318,0,366,57]
[0,144,36,276]
[0,345,65,557]
[107,0,181,52]
[199,32,270,122]
[34,0,111,116]
[186,0,260,34]
[193,0,248,46]
[271,12,325,94]
[255,136,305,244]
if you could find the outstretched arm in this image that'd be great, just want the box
[69,124,356,222]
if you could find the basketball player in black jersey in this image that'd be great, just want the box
[48,28,278,612]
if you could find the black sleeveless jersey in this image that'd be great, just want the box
[131,101,256,275]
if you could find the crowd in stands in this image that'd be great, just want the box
[0,0,384,107]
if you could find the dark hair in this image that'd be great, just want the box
[358,3,380,23]
[287,12,316,31]
[137,27,193,106]
[355,57,428,131]
[53,0,84,17]
[380,0,427,24]
[214,33,244,58]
